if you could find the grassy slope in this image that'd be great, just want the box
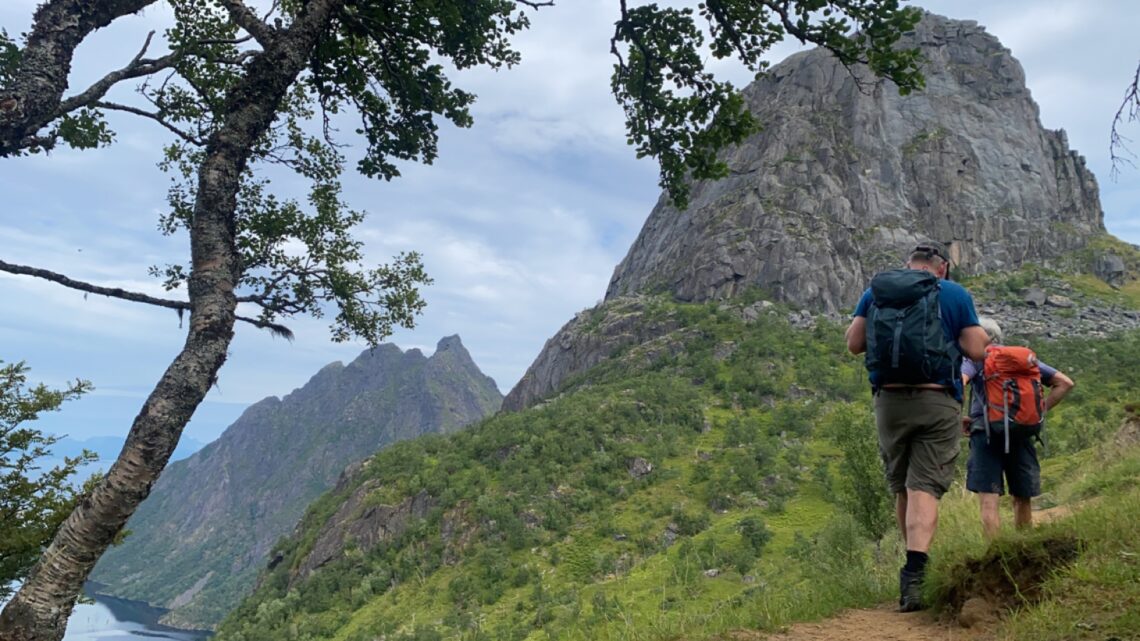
[215,295,1140,641]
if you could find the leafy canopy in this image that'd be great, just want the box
[611,0,924,206]
[0,362,94,599]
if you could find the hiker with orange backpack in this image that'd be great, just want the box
[962,317,1075,539]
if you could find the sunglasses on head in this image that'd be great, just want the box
[911,244,953,280]
[912,244,945,260]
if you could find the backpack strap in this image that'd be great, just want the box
[981,380,991,445]
[866,306,879,373]
[891,317,904,369]
[921,295,932,379]
[1003,381,1012,454]
[978,364,992,444]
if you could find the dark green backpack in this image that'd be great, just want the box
[864,269,958,385]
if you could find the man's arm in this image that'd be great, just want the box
[846,316,866,355]
[957,325,989,361]
[948,283,987,360]
[1044,371,1075,412]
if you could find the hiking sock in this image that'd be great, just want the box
[904,550,929,575]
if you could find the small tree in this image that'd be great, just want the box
[0,361,94,600]
[822,403,894,541]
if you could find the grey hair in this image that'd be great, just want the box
[978,316,1003,345]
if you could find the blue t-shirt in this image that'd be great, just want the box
[961,358,1057,422]
[852,277,980,400]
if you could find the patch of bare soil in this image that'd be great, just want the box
[1034,503,1074,524]
[941,534,1079,614]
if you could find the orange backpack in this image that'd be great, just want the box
[981,345,1045,452]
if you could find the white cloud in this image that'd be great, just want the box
[976,1,1096,57]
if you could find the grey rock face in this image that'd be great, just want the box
[92,336,501,630]
[501,297,682,412]
[1023,287,1047,307]
[605,13,1104,314]
[295,488,436,583]
[627,457,654,479]
[505,13,1121,414]
[1096,253,1127,288]
[1045,294,1075,308]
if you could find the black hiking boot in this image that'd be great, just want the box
[898,567,925,612]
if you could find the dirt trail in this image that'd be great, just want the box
[729,504,1082,641]
[1034,503,1074,524]
[734,604,991,641]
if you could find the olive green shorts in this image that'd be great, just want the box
[874,388,962,499]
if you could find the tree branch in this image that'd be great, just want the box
[195,34,255,47]
[92,101,206,145]
[214,50,261,67]
[0,259,292,337]
[222,0,278,47]
[1111,59,1140,180]
[235,314,294,339]
[759,0,877,95]
[0,259,189,310]
[0,0,162,156]
[55,32,177,117]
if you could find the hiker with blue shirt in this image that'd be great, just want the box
[845,242,989,612]
[962,317,1075,540]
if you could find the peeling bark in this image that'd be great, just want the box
[0,2,345,639]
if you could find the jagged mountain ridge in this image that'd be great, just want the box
[503,12,1122,412]
[91,336,502,630]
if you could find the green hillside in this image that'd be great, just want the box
[215,295,1140,641]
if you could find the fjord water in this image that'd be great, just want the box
[62,588,210,641]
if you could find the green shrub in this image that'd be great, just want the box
[821,404,894,540]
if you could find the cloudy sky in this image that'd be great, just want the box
[1,0,1137,455]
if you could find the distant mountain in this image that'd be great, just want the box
[90,336,502,630]
[51,434,207,466]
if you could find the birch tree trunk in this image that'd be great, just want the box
[0,2,343,639]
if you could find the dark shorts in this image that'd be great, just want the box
[874,388,961,499]
[966,425,1042,498]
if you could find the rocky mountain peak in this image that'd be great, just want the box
[505,12,1125,413]
[605,12,1104,314]
[435,333,467,355]
[431,335,484,372]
